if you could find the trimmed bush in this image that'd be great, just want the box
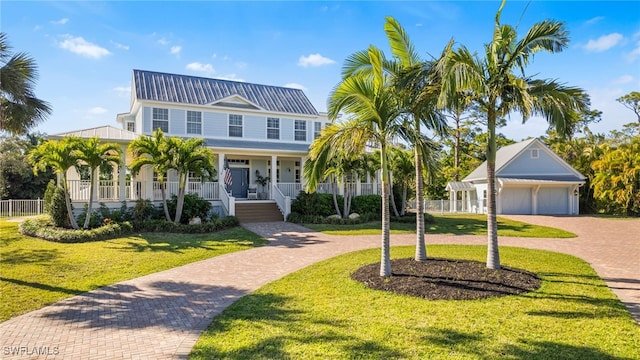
[166,193,212,224]
[351,195,382,215]
[43,180,70,228]
[291,192,342,217]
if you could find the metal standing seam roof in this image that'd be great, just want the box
[133,69,319,116]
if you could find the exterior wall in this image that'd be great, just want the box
[500,147,572,178]
[169,109,185,135]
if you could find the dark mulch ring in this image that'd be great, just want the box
[351,258,541,300]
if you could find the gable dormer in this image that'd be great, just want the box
[209,95,263,111]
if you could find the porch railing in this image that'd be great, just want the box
[422,200,487,214]
[278,183,303,198]
[0,199,44,218]
[272,184,290,219]
[219,183,234,216]
[67,180,220,202]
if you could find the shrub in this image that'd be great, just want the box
[132,198,154,222]
[19,215,133,243]
[43,180,70,228]
[166,193,212,224]
[291,192,342,217]
[351,195,382,215]
[77,203,104,229]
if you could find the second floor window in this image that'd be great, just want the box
[267,117,280,139]
[187,111,202,135]
[126,121,135,132]
[229,114,243,137]
[294,120,306,141]
[152,108,169,133]
[314,121,322,139]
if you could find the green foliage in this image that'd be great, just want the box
[132,198,155,222]
[131,217,239,233]
[167,193,212,224]
[43,180,70,228]
[0,133,54,199]
[287,212,377,225]
[291,191,342,217]
[19,215,133,243]
[351,194,382,215]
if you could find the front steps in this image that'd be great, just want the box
[234,201,284,223]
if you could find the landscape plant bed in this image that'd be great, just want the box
[351,258,541,300]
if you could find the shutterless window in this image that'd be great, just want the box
[531,149,539,159]
[126,121,135,132]
[267,117,280,139]
[152,108,169,133]
[186,111,202,135]
[229,114,243,137]
[314,121,322,139]
[294,120,306,141]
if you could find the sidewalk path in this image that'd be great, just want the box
[0,216,637,359]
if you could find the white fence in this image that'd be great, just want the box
[422,200,487,214]
[0,199,45,218]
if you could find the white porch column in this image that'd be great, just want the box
[452,191,458,212]
[270,155,277,199]
[118,146,127,201]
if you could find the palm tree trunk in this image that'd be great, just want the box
[61,175,79,229]
[380,144,392,277]
[486,111,500,270]
[160,181,171,221]
[83,168,96,229]
[401,184,407,216]
[174,173,186,223]
[414,149,426,261]
[331,175,341,217]
[389,171,400,217]
[454,114,461,182]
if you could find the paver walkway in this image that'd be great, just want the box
[0,216,638,359]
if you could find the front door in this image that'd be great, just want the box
[230,168,249,198]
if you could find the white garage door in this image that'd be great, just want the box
[538,187,569,214]
[501,187,532,214]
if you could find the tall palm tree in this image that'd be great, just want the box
[306,46,402,277]
[28,137,80,229]
[438,0,590,268]
[128,129,173,221]
[73,137,122,229]
[0,33,52,135]
[388,147,415,216]
[166,136,215,223]
[343,17,447,262]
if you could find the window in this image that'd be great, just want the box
[126,121,135,132]
[152,108,169,132]
[187,111,202,135]
[531,149,539,159]
[229,114,243,137]
[295,161,301,183]
[294,120,306,141]
[314,121,322,139]
[267,117,280,139]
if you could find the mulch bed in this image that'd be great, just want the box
[351,258,541,300]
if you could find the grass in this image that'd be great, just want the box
[305,213,577,238]
[191,245,640,359]
[0,219,267,322]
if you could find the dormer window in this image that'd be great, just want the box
[531,149,539,159]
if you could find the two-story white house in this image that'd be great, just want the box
[54,69,346,220]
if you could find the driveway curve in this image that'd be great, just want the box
[0,216,637,359]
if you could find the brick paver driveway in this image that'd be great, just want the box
[0,216,637,359]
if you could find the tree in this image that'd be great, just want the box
[0,33,52,135]
[305,46,403,276]
[165,136,215,223]
[0,132,54,199]
[128,129,173,221]
[617,91,640,126]
[439,0,590,269]
[28,137,81,229]
[388,147,414,216]
[73,137,122,229]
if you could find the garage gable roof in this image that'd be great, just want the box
[463,138,585,182]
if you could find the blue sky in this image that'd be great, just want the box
[3,1,639,141]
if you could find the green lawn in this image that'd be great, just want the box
[305,214,576,238]
[191,245,639,359]
[0,220,267,322]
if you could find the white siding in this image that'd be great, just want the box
[142,107,151,133]
[500,147,571,177]
[501,187,532,214]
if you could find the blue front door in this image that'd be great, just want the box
[230,168,249,198]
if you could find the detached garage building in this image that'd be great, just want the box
[446,138,585,215]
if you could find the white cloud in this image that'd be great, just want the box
[33,25,42,31]
[626,40,640,62]
[613,75,634,84]
[298,53,335,67]
[284,83,307,90]
[113,86,131,97]
[584,16,604,26]
[51,18,69,25]
[58,35,111,59]
[110,41,129,50]
[157,38,169,46]
[186,62,215,76]
[170,46,182,55]
[88,107,107,115]
[584,33,624,52]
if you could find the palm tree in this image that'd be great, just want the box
[166,136,215,223]
[388,147,414,216]
[28,137,80,229]
[0,33,52,135]
[128,129,173,221]
[73,137,122,229]
[344,17,447,262]
[305,46,402,277]
[438,0,590,268]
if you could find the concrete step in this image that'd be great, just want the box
[235,201,284,223]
